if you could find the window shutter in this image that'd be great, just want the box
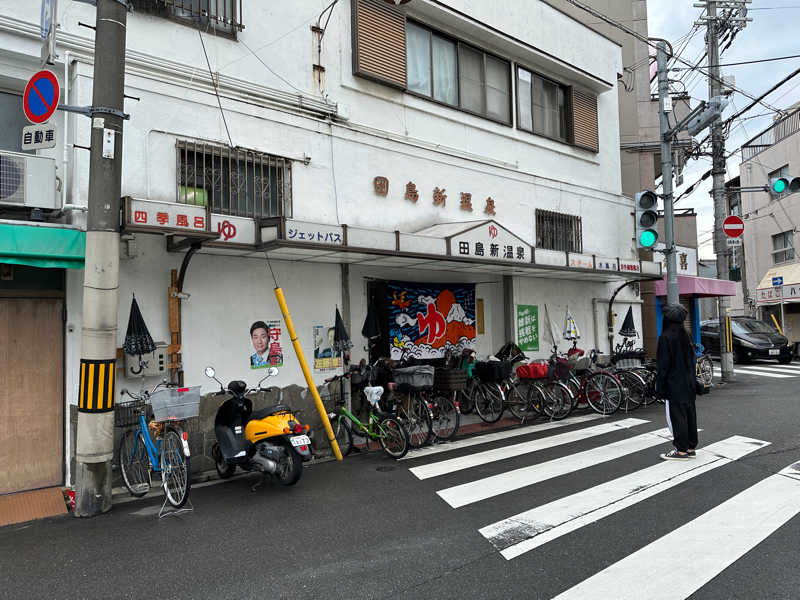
[571,88,599,152]
[352,0,407,89]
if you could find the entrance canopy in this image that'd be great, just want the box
[121,198,662,282]
[654,275,736,298]
[0,221,85,269]
[756,263,800,305]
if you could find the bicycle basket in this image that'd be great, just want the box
[114,398,146,428]
[150,386,201,422]
[433,368,467,392]
[574,355,593,372]
[473,361,513,382]
[553,357,572,379]
[516,362,548,380]
[393,365,435,390]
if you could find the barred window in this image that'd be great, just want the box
[177,140,291,220]
[130,0,244,35]
[536,209,582,253]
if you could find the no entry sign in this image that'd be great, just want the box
[23,70,59,124]
[722,215,744,238]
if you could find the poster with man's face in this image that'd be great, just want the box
[250,320,284,369]
[313,324,341,371]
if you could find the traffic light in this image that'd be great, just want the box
[635,190,659,249]
[769,176,800,199]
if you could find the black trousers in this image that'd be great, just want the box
[666,400,698,452]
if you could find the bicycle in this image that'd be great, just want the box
[116,380,195,516]
[325,370,409,459]
[563,350,624,415]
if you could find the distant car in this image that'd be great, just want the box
[700,317,792,364]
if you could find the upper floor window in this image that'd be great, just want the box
[772,230,794,264]
[130,0,244,36]
[177,140,291,219]
[405,21,511,125]
[516,67,568,142]
[536,209,582,253]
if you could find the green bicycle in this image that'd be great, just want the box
[325,372,409,459]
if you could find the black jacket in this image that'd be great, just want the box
[655,332,696,405]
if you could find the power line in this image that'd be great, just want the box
[239,38,310,96]
[559,0,784,113]
[198,30,234,147]
[673,53,800,70]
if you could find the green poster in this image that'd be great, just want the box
[517,305,539,351]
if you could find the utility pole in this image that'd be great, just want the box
[706,0,735,381]
[74,0,128,517]
[657,41,679,306]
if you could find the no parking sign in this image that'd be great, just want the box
[23,70,60,124]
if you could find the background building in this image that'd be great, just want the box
[0,0,661,493]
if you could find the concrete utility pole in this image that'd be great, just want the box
[657,41,679,306]
[706,0,735,381]
[74,0,128,517]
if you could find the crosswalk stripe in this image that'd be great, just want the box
[399,414,603,461]
[436,428,672,508]
[410,418,648,480]
[738,364,800,374]
[480,435,770,560]
[713,367,793,379]
[762,363,800,371]
[552,461,800,600]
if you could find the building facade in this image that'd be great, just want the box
[740,106,800,349]
[0,0,661,493]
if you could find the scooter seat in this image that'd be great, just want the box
[251,404,292,420]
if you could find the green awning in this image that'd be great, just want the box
[0,223,85,269]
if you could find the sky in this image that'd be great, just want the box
[647,1,800,259]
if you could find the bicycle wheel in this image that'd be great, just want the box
[541,381,573,420]
[633,368,659,406]
[524,382,546,417]
[378,416,409,459]
[507,382,536,421]
[432,394,460,441]
[457,379,476,414]
[332,416,353,457]
[398,393,433,448]
[475,382,504,423]
[585,372,622,415]
[119,429,151,497]
[616,370,645,413]
[161,427,191,509]
[566,374,584,410]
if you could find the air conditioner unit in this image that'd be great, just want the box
[0,150,57,210]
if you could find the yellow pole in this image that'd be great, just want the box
[770,313,784,335]
[274,287,342,461]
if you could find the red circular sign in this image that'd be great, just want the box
[723,215,744,238]
[23,70,60,124]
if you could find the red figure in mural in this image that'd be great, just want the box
[417,303,447,344]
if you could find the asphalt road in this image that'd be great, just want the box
[2,361,800,600]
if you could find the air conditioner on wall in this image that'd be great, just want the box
[0,150,57,210]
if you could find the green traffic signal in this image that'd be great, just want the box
[773,178,788,194]
[639,229,658,248]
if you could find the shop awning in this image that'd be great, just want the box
[654,275,736,298]
[0,222,85,269]
[755,263,800,305]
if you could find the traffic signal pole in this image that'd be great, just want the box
[74,0,128,517]
[706,0,735,381]
[657,41,679,306]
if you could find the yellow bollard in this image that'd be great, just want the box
[274,287,342,461]
[770,313,784,335]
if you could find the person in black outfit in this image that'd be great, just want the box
[655,304,698,459]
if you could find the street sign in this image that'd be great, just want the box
[722,215,744,238]
[726,238,742,247]
[21,123,57,151]
[40,0,57,66]
[773,276,784,288]
[23,70,60,124]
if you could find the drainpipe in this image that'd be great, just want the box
[62,51,72,212]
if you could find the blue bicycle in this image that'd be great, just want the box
[116,382,193,510]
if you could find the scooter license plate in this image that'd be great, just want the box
[290,435,310,447]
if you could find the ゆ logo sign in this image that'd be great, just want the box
[218,220,237,241]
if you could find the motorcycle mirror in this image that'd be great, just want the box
[119,388,127,396]
[204,366,215,378]
[268,366,279,378]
